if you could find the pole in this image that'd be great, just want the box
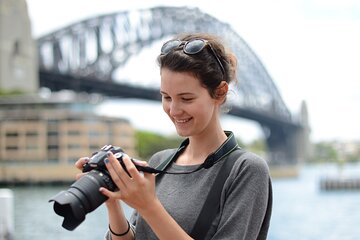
[0,189,14,240]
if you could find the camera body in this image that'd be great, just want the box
[49,145,129,231]
[82,145,127,186]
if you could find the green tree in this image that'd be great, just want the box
[135,130,183,159]
[246,139,267,157]
[310,142,338,163]
[0,89,24,95]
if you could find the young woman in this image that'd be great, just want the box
[76,32,272,240]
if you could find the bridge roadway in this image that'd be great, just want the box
[39,71,298,129]
[39,70,305,166]
[37,6,309,165]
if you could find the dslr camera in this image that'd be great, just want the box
[49,145,148,231]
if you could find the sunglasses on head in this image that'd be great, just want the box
[160,39,225,75]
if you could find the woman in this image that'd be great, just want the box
[76,32,272,239]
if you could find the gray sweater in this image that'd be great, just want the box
[128,147,272,240]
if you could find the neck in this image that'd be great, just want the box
[177,127,228,165]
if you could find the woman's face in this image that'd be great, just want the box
[160,68,221,137]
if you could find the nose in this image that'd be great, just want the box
[169,101,183,116]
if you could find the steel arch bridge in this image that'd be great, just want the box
[36,6,309,165]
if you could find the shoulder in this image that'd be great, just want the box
[223,148,272,199]
[230,149,271,179]
[148,148,177,168]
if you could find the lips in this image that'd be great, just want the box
[174,117,192,124]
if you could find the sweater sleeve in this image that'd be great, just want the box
[210,152,272,240]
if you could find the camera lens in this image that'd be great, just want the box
[49,170,115,230]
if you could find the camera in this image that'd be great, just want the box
[49,145,141,231]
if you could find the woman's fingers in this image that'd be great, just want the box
[74,157,90,180]
[122,156,144,182]
[104,153,146,197]
[75,157,89,170]
[105,152,128,190]
[131,158,148,167]
[99,187,121,199]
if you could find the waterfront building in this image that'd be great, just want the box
[0,91,136,183]
[0,0,38,93]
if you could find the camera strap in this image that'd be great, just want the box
[153,131,245,239]
[190,147,244,239]
[146,131,239,175]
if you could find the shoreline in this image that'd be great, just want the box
[0,164,300,187]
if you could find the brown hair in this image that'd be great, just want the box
[157,33,237,99]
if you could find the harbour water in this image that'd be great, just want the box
[6,163,360,240]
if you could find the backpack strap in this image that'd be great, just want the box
[190,148,245,239]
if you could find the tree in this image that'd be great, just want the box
[246,139,267,158]
[135,130,182,159]
[310,142,338,163]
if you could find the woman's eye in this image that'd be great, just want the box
[162,96,171,101]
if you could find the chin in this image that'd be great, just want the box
[175,128,190,138]
[176,130,188,137]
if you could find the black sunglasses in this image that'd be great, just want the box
[160,39,225,75]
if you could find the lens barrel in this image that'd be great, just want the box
[49,170,115,230]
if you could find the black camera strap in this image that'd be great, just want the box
[153,131,244,239]
[190,147,244,239]
[144,131,239,175]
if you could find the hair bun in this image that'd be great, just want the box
[226,53,238,83]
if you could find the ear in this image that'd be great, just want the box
[215,81,228,102]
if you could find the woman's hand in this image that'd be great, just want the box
[99,153,192,240]
[74,157,90,180]
[99,152,157,212]
[74,155,134,239]
[74,156,119,206]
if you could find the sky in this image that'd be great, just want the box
[25,0,360,143]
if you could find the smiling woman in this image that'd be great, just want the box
[160,69,222,140]
[73,32,273,240]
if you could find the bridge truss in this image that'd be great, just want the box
[37,6,309,165]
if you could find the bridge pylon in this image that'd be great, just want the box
[264,101,310,165]
[0,0,38,93]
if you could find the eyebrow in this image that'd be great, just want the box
[160,91,196,96]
